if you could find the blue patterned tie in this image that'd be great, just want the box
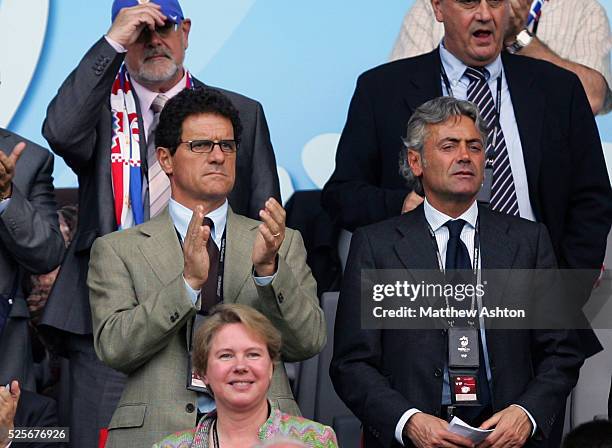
[465,67,519,216]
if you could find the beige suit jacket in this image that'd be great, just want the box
[88,208,326,448]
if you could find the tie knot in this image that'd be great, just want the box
[151,94,169,114]
[203,217,214,231]
[444,219,466,238]
[464,66,488,83]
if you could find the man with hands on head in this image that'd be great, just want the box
[0,128,65,393]
[88,87,325,448]
[41,1,280,444]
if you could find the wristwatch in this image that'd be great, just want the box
[506,29,534,54]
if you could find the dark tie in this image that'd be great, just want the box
[443,220,491,420]
[465,67,519,216]
[444,219,471,270]
[199,217,220,315]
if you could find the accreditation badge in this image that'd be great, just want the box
[448,328,481,405]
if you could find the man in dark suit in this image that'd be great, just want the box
[322,0,612,274]
[0,128,65,392]
[40,1,280,445]
[330,97,584,447]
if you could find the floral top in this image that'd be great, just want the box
[153,408,338,448]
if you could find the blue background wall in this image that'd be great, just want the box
[3,0,612,195]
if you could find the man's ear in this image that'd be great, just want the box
[157,147,174,175]
[408,149,424,177]
[181,19,191,50]
[431,0,444,23]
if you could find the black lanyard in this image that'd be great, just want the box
[440,63,502,164]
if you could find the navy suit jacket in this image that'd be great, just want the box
[330,204,585,448]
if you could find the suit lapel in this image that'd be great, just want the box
[502,53,544,218]
[394,206,439,271]
[137,209,184,285]
[403,50,444,112]
[223,208,258,303]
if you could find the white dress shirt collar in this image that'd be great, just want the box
[423,198,479,232]
[131,71,188,114]
[439,41,503,86]
[168,199,228,248]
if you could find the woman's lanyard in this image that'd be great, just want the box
[440,63,502,166]
[213,418,220,448]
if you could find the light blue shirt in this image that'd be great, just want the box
[168,198,274,413]
[395,200,536,444]
[439,42,536,222]
[0,198,10,214]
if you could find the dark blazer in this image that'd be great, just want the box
[13,390,64,448]
[40,37,280,337]
[330,204,585,448]
[322,49,612,274]
[0,128,64,387]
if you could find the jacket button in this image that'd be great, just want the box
[174,311,179,319]
[434,368,443,377]
[170,315,176,323]
[185,403,195,413]
[278,293,284,304]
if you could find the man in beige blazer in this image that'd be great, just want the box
[88,87,326,448]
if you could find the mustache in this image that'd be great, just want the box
[143,47,173,61]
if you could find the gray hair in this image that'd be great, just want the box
[398,97,488,195]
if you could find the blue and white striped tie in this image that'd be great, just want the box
[465,67,519,216]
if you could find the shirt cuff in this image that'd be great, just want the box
[511,404,537,436]
[395,408,422,445]
[182,276,200,305]
[253,273,276,286]
[104,35,127,53]
[0,197,10,214]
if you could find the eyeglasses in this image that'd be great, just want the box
[454,0,505,9]
[179,139,238,154]
[137,21,180,43]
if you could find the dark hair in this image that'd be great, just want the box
[155,87,243,154]
[563,420,612,448]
